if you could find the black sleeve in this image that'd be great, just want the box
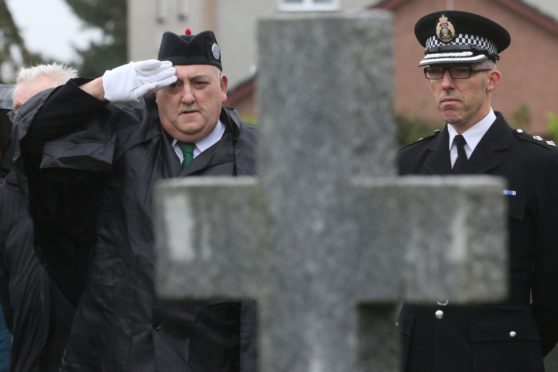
[532,151,558,356]
[14,78,112,306]
[19,78,109,157]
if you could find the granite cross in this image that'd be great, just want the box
[154,11,508,372]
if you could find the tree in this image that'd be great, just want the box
[0,0,42,83]
[63,0,127,77]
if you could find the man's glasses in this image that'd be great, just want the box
[424,65,493,80]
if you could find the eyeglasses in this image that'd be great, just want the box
[424,66,493,80]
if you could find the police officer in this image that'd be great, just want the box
[398,10,558,372]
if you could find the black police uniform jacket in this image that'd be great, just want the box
[397,112,558,372]
[15,78,258,372]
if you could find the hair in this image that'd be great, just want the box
[13,63,78,99]
[478,59,497,70]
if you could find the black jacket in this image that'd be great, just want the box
[0,109,13,182]
[17,78,258,372]
[397,113,558,372]
[0,168,74,372]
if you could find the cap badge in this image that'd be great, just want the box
[211,43,221,60]
[436,15,455,43]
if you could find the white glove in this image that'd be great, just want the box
[102,59,177,102]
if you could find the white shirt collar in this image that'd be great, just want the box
[448,109,496,159]
[172,120,225,162]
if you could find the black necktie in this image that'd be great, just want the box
[452,135,468,174]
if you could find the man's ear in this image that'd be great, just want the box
[486,69,502,93]
[220,74,228,101]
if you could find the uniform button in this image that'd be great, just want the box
[516,129,524,133]
[533,135,543,141]
[509,331,517,338]
[435,310,444,320]
[153,321,162,331]
[437,298,449,306]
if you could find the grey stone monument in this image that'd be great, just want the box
[546,347,558,370]
[154,11,508,372]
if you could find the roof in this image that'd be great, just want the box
[0,85,14,110]
[226,74,256,107]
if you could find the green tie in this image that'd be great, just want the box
[178,142,195,168]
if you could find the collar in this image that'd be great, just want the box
[172,120,225,161]
[447,109,496,157]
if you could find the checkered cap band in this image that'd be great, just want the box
[425,33,498,56]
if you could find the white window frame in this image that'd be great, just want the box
[177,0,189,20]
[156,0,169,23]
[278,0,340,12]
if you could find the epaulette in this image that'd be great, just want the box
[513,128,557,150]
[400,129,441,150]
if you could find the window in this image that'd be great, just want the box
[177,0,189,20]
[157,0,169,23]
[157,0,189,23]
[278,0,340,11]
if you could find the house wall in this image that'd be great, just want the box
[215,1,276,86]
[217,0,378,86]
[128,0,208,61]
[129,0,379,88]
[129,0,558,134]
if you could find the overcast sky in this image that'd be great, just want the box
[6,0,103,62]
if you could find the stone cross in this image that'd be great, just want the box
[154,11,508,372]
